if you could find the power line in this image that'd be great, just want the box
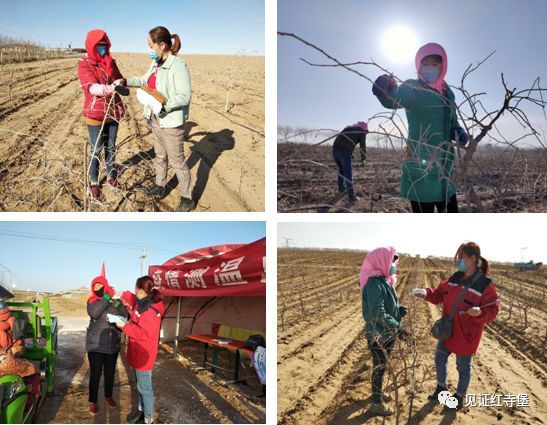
[0,229,178,255]
[0,261,28,291]
[0,230,183,290]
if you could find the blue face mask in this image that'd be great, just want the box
[421,65,441,84]
[456,259,468,273]
[96,45,108,58]
[148,50,161,62]
[390,264,397,275]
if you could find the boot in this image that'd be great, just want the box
[145,185,165,198]
[176,197,195,212]
[89,402,98,415]
[105,397,116,408]
[348,194,360,203]
[369,402,393,416]
[108,176,118,188]
[90,185,100,200]
[428,384,449,401]
[127,410,144,424]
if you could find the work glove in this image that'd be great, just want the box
[360,159,366,168]
[106,313,127,327]
[112,83,130,96]
[398,305,408,317]
[398,328,409,341]
[410,288,427,298]
[372,74,397,98]
[136,88,163,115]
[453,126,469,147]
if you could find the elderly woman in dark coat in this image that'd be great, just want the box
[86,274,128,416]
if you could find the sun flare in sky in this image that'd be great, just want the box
[382,26,419,64]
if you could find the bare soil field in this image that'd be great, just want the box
[277,143,546,213]
[277,248,547,424]
[0,54,264,211]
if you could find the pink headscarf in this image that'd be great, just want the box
[354,121,368,131]
[415,42,447,94]
[359,246,398,288]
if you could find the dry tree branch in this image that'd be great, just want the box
[278,32,547,212]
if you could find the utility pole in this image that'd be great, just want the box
[140,246,147,276]
[521,247,528,262]
[282,237,294,248]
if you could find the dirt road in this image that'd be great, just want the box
[37,316,264,423]
[0,54,264,212]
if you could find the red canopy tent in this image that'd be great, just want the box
[148,238,266,349]
[149,237,266,297]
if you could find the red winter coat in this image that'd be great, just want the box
[77,29,125,121]
[426,271,499,355]
[122,293,165,371]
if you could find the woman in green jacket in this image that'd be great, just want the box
[359,246,408,416]
[118,26,194,212]
[372,43,469,213]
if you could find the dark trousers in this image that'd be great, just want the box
[88,351,118,403]
[410,194,458,213]
[368,338,395,403]
[332,146,354,197]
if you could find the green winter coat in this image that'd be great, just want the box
[126,54,191,129]
[361,276,402,344]
[377,79,460,203]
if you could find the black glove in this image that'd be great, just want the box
[398,328,409,341]
[399,305,408,317]
[114,85,130,96]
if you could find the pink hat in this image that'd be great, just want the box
[354,121,368,131]
[415,42,447,94]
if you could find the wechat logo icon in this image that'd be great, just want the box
[438,391,459,409]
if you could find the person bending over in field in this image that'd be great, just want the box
[116,26,194,212]
[372,43,469,213]
[78,29,128,200]
[410,242,499,411]
[360,247,408,416]
[332,121,368,203]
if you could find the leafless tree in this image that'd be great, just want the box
[277,32,547,212]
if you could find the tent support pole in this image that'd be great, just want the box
[174,297,182,356]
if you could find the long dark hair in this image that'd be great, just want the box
[149,26,181,55]
[136,276,162,303]
[455,242,490,275]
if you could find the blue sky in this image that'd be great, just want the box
[278,0,547,147]
[277,218,546,264]
[0,222,265,293]
[0,0,264,55]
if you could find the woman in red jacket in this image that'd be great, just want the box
[77,29,127,200]
[411,242,499,410]
[117,276,164,424]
